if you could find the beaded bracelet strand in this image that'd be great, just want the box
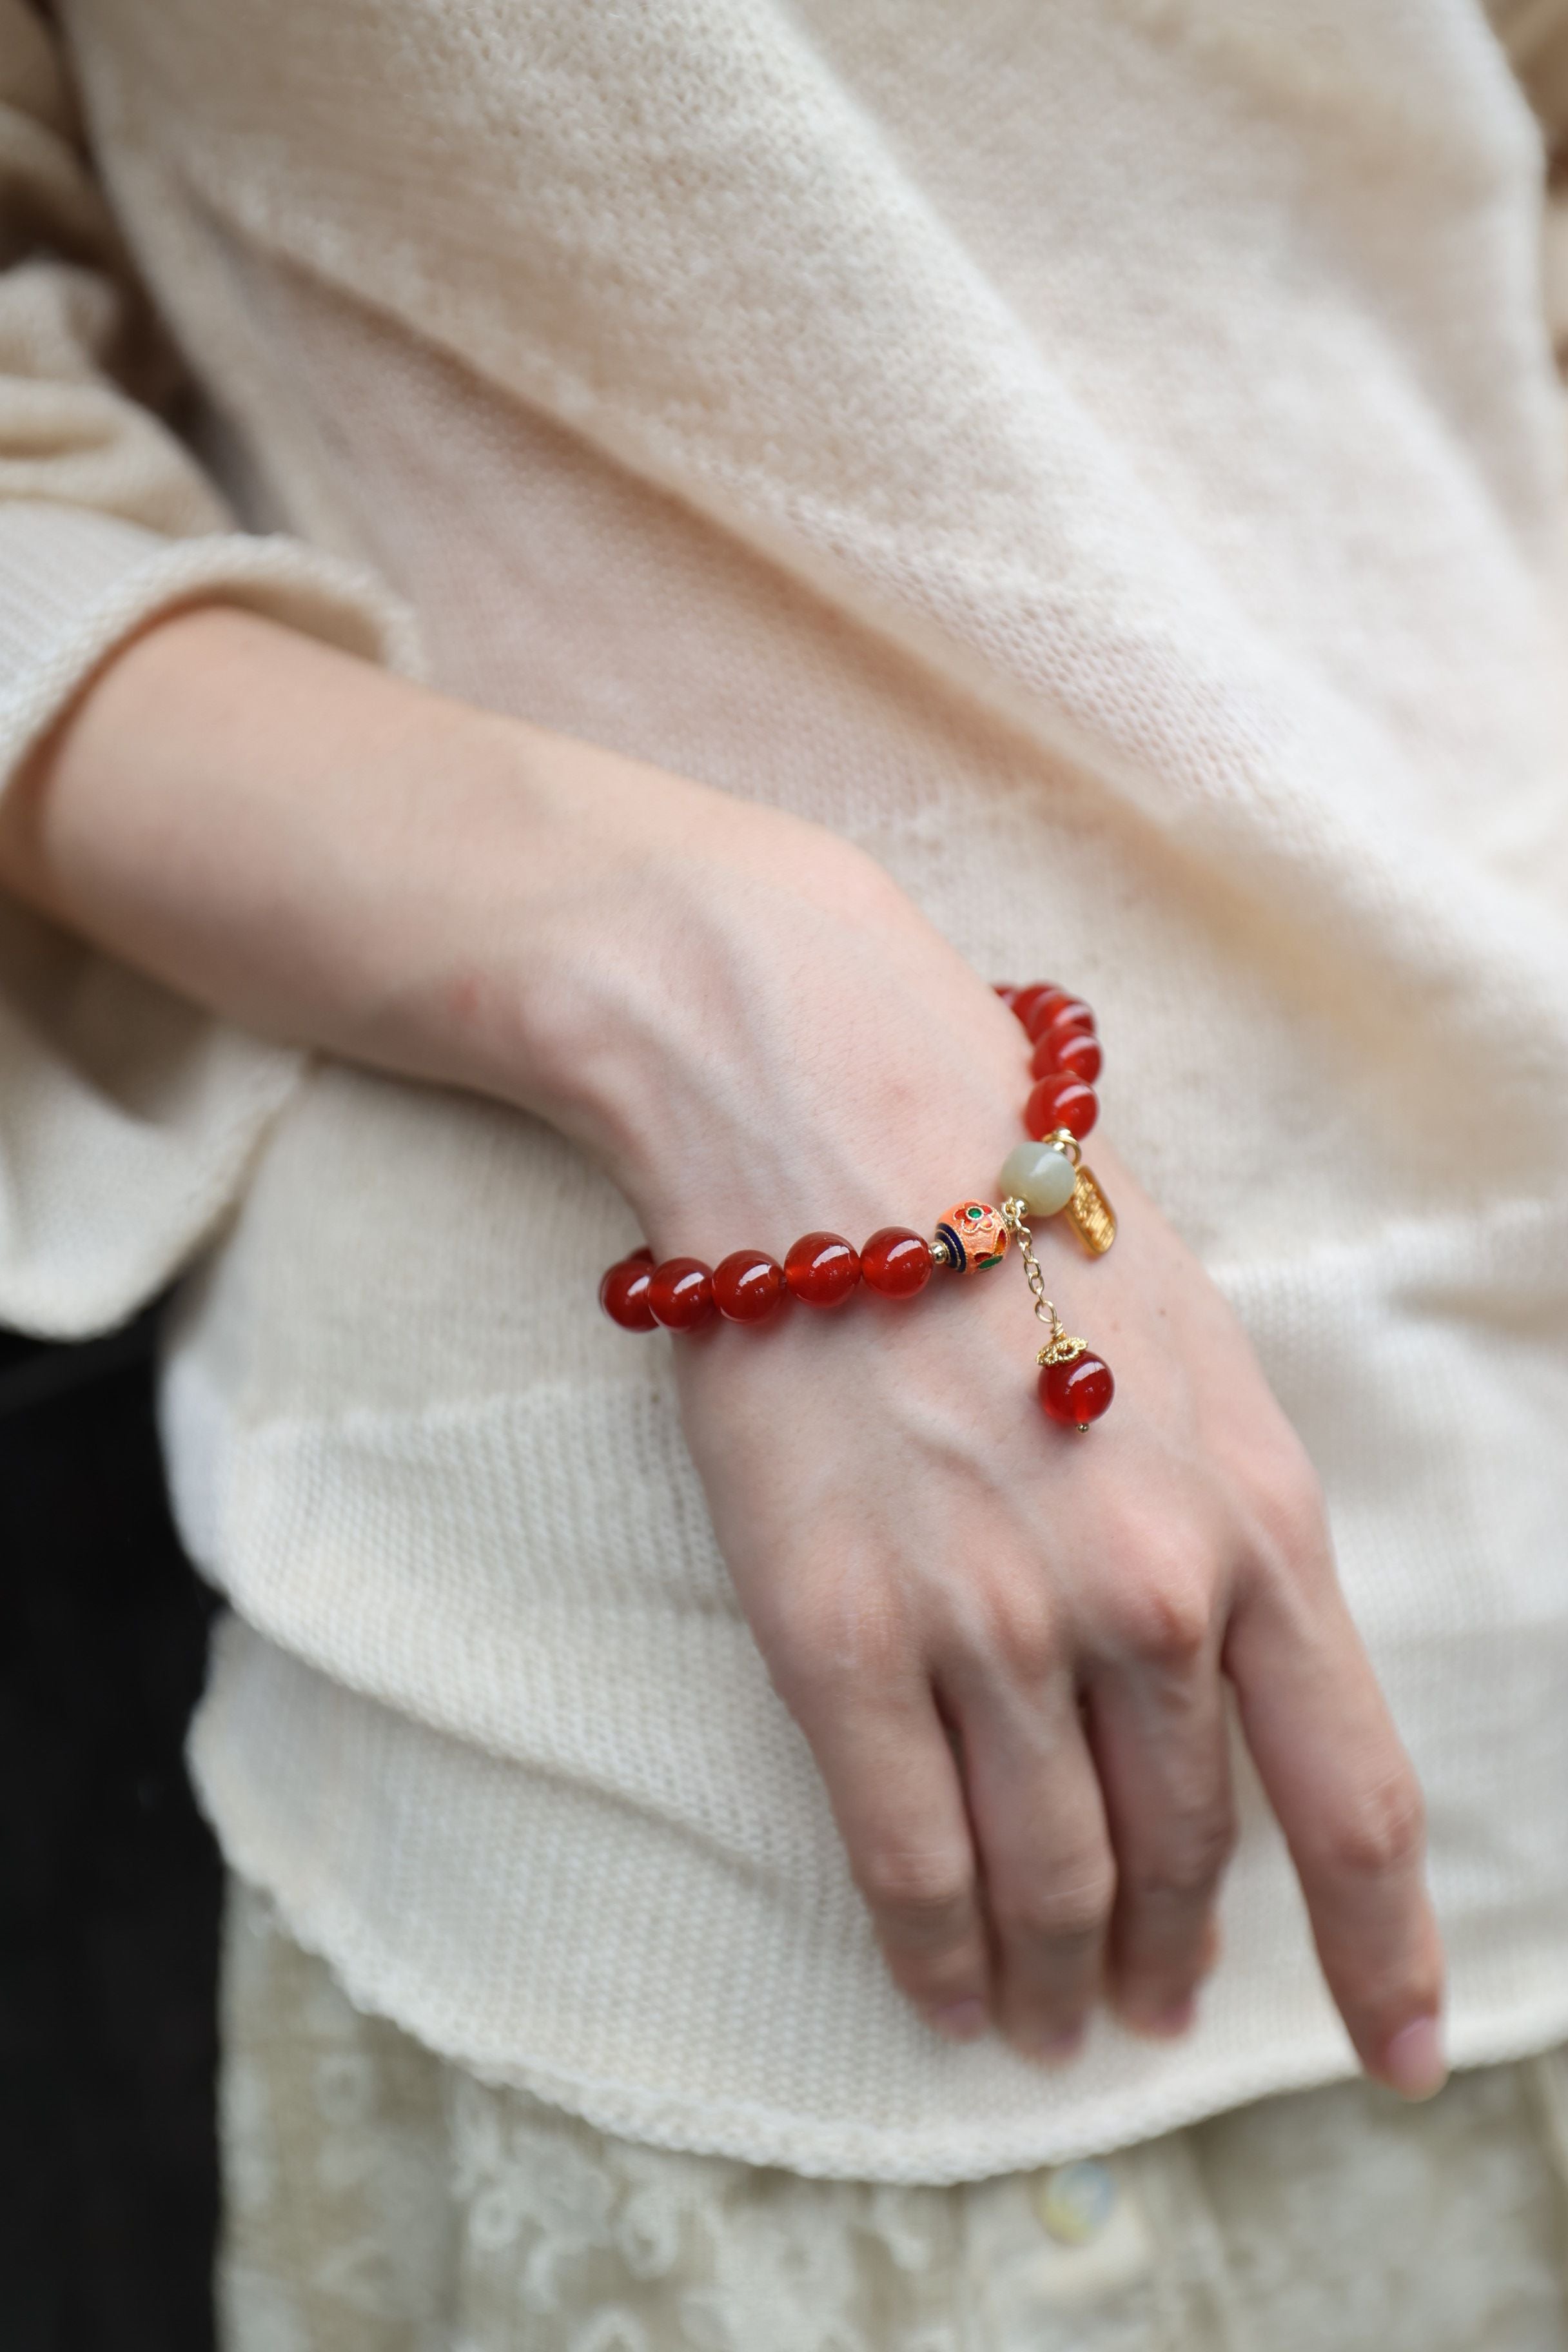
[599,980,1119,1431]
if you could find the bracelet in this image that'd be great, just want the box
[598,980,1118,1431]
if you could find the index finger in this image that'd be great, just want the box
[1224,1558,1447,2100]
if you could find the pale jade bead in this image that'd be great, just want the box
[999,1139,1077,1217]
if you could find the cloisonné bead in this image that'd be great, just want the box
[785,1231,861,1307]
[599,1257,658,1331]
[997,1139,1078,1219]
[1030,1026,1102,1084]
[934,1200,1010,1271]
[861,1227,934,1297]
[1025,1073,1099,1141]
[713,1249,787,1323]
[647,1257,716,1330]
[1038,1352,1115,1428]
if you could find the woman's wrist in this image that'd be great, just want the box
[0,604,816,1161]
[0,600,1034,1253]
[445,712,1035,1240]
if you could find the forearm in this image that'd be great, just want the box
[1,608,634,1132]
[0,605,1026,1239]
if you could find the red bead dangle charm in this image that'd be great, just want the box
[1039,1349,1115,1427]
[997,1198,1115,1433]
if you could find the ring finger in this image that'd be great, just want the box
[1085,1628,1237,2036]
[952,1667,1117,2060]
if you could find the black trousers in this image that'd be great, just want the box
[0,1316,220,2352]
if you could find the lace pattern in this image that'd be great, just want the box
[219,1883,1568,2352]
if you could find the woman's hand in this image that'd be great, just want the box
[611,861,1446,2093]
[519,745,1445,2093]
[678,1163,1444,2090]
[0,605,1446,2094]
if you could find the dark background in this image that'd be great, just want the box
[0,1316,220,2352]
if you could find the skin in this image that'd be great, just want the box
[0,603,1447,2094]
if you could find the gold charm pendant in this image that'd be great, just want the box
[1064,1161,1117,1256]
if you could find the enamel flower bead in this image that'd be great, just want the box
[934,1200,1009,1271]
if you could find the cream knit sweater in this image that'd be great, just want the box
[3,0,1567,2183]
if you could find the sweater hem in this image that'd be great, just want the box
[195,1732,1568,2184]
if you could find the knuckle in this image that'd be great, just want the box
[1323,1770,1427,1883]
[1108,1554,1217,1670]
[1247,1438,1332,1572]
[995,1851,1117,1946]
[1128,1805,1237,1901]
[763,1565,910,1698]
[858,1845,974,1939]
[968,1581,1060,1684]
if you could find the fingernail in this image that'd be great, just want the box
[929,1997,988,2043]
[1378,2015,1447,2101]
[1025,2023,1087,2068]
[1137,1995,1197,2041]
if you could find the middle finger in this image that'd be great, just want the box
[951,1664,1117,2060]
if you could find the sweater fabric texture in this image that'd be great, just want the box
[1,0,1567,2182]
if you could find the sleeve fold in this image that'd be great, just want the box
[0,0,421,1338]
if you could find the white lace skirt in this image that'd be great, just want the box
[218,1881,1568,2352]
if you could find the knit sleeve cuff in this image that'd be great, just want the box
[0,503,424,1340]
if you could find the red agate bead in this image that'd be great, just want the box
[600,1257,658,1331]
[785,1231,861,1307]
[1025,1073,1099,1141]
[1020,988,1075,1042]
[994,983,1021,1009]
[1052,994,1097,1033]
[647,1257,716,1330]
[1038,1352,1115,1427]
[1030,1026,1102,1084]
[713,1248,787,1323]
[1012,983,1064,1034]
[1030,995,1096,1048]
[861,1226,934,1297]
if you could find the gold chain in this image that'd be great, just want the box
[1000,1199,1086,1366]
